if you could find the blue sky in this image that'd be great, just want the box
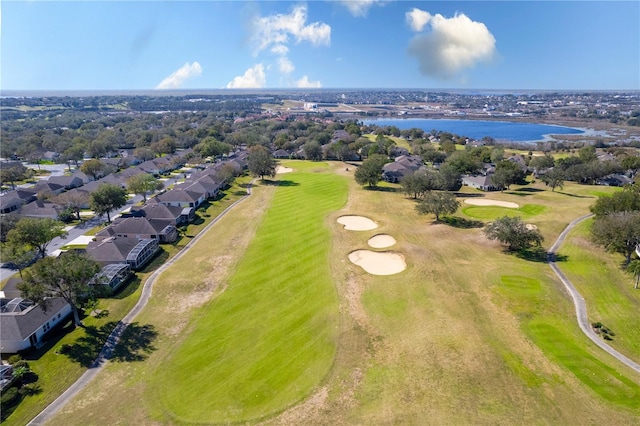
[1,1,638,91]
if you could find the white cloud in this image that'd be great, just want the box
[406,8,431,32]
[406,10,496,80]
[278,57,295,74]
[155,62,202,89]
[295,75,322,88]
[252,5,330,55]
[338,0,386,17]
[271,44,289,56]
[226,64,266,88]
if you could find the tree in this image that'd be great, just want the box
[578,145,597,163]
[493,160,525,191]
[626,259,640,289]
[484,216,544,251]
[415,192,460,221]
[590,185,640,217]
[90,183,127,223]
[401,169,442,199]
[133,147,156,162]
[217,163,240,188]
[247,145,277,180]
[194,137,232,158]
[18,253,101,326]
[0,214,19,243]
[80,159,106,181]
[303,141,323,161]
[354,154,387,188]
[442,151,482,175]
[127,174,163,203]
[7,217,67,259]
[540,167,565,192]
[0,242,35,278]
[529,154,555,170]
[590,211,640,265]
[62,145,85,168]
[54,191,90,221]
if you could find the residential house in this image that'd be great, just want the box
[272,149,291,159]
[47,175,84,190]
[126,203,189,225]
[100,157,129,171]
[117,167,146,181]
[86,236,160,270]
[95,216,178,243]
[461,174,501,191]
[596,174,634,187]
[176,179,220,200]
[382,155,424,183]
[0,189,36,214]
[0,297,72,353]
[153,188,204,209]
[33,181,65,196]
[17,200,61,219]
[71,171,91,184]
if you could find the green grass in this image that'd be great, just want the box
[494,274,640,409]
[461,203,548,221]
[557,218,640,361]
[152,162,348,423]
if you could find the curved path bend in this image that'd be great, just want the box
[28,183,254,425]
[547,214,640,375]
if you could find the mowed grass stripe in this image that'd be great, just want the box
[154,163,347,423]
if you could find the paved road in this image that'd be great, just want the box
[547,214,640,375]
[27,182,253,425]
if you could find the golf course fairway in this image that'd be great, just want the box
[153,162,347,423]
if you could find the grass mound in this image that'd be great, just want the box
[153,162,347,423]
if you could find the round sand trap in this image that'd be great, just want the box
[368,234,397,248]
[525,224,538,230]
[337,215,378,231]
[463,199,519,209]
[348,250,406,275]
[276,165,293,174]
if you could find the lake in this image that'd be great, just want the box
[361,118,585,143]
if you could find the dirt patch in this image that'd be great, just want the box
[348,250,406,275]
[368,234,397,248]
[337,215,378,231]
[464,199,519,208]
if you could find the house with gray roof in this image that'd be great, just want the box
[382,155,424,183]
[461,174,501,191]
[127,202,188,225]
[33,181,65,196]
[176,179,221,200]
[0,190,35,214]
[96,216,177,243]
[0,297,72,353]
[17,200,61,219]
[47,175,84,190]
[153,188,204,209]
[86,236,159,270]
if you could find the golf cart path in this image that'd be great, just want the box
[28,183,254,425]
[547,213,640,375]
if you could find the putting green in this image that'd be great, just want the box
[153,162,347,423]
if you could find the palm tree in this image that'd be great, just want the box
[627,259,640,289]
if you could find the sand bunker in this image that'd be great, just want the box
[348,250,406,275]
[368,234,397,248]
[276,165,293,174]
[464,199,519,209]
[337,215,378,231]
